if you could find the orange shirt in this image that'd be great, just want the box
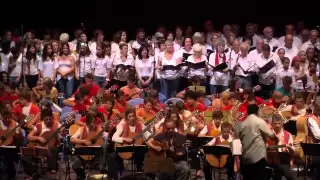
[120,86,141,99]
[136,108,156,123]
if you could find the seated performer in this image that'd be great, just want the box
[70,114,108,180]
[120,76,142,100]
[63,85,91,107]
[267,114,296,180]
[155,108,186,134]
[203,122,234,180]
[136,97,157,123]
[147,119,190,180]
[98,94,121,131]
[0,82,19,104]
[32,77,58,104]
[12,87,40,130]
[108,107,150,179]
[149,89,165,113]
[22,108,61,179]
[114,90,128,116]
[0,108,23,180]
[74,73,100,100]
[281,92,307,120]
[74,105,102,127]
[198,110,223,137]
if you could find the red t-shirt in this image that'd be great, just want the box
[74,83,100,99]
[72,103,87,112]
[12,103,40,116]
[238,97,264,112]
[79,116,102,125]
[184,102,206,112]
[114,101,127,114]
[0,93,18,103]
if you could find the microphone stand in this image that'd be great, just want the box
[20,24,24,88]
[153,45,157,86]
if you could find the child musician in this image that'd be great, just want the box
[154,108,186,134]
[136,97,157,123]
[0,109,23,180]
[146,119,190,180]
[119,75,142,100]
[74,105,102,127]
[198,110,223,137]
[203,122,234,180]
[149,89,165,113]
[0,82,19,104]
[12,87,40,130]
[108,107,150,179]
[63,86,91,107]
[22,108,60,179]
[70,114,108,179]
[268,114,296,180]
[32,77,58,104]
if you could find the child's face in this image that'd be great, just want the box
[283,60,290,69]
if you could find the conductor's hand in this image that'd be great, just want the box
[83,140,92,146]
[123,138,134,144]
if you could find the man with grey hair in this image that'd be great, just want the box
[233,42,255,89]
[278,24,302,48]
[300,29,320,52]
[263,26,279,52]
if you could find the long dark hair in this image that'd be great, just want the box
[25,43,37,63]
[42,44,54,61]
[137,45,149,60]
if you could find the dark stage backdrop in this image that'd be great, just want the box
[1,0,318,40]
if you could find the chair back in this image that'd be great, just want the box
[128,98,144,107]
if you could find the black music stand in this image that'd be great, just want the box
[144,157,175,179]
[20,147,50,178]
[72,146,102,180]
[300,143,320,179]
[284,120,297,136]
[190,136,213,148]
[116,145,148,178]
[202,145,231,180]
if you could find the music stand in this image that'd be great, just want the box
[284,120,297,135]
[72,146,102,180]
[144,157,175,179]
[116,145,148,178]
[191,136,213,148]
[300,143,320,179]
[20,147,50,178]
[202,145,231,180]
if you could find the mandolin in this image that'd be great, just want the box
[0,115,34,146]
[27,112,76,148]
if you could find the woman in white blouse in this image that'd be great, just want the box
[178,37,193,91]
[8,45,22,85]
[135,45,154,89]
[24,44,40,89]
[111,42,135,88]
[89,30,104,55]
[0,40,11,73]
[111,31,132,57]
[186,43,207,80]
[93,44,111,88]
[76,43,94,83]
[39,44,55,80]
[54,42,76,98]
[208,40,229,94]
[157,40,181,98]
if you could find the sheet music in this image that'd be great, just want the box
[231,139,242,155]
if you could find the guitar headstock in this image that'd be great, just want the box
[108,85,118,92]
[21,115,34,125]
[80,110,89,117]
[65,110,78,124]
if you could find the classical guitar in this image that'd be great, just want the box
[114,111,165,159]
[147,140,169,158]
[75,114,108,160]
[0,115,34,146]
[92,85,118,105]
[204,140,230,168]
[293,115,309,163]
[27,112,76,148]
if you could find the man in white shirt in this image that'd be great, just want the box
[241,23,262,47]
[263,26,279,52]
[307,97,320,179]
[236,104,278,180]
[276,34,299,64]
[300,29,320,52]
[278,24,302,49]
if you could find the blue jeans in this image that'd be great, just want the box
[237,76,252,89]
[210,85,228,95]
[161,79,179,98]
[95,76,106,88]
[57,77,75,98]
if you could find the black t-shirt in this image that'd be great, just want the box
[154,132,187,162]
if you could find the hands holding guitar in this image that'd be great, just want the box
[123,137,134,144]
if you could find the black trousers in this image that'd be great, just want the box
[25,74,39,89]
[242,158,268,180]
[107,151,144,180]
[203,155,234,180]
[270,164,297,180]
[0,156,17,180]
[21,147,59,177]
